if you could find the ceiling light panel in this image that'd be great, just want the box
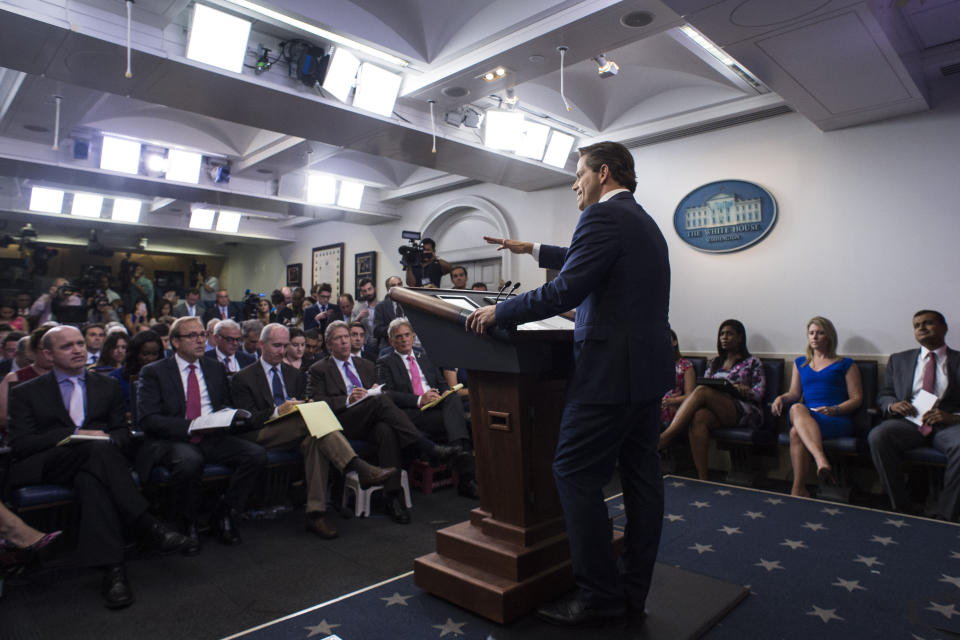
[337,181,364,209]
[483,110,524,151]
[186,4,252,74]
[353,63,402,117]
[189,207,216,230]
[543,131,575,168]
[516,121,551,160]
[322,47,361,104]
[112,198,142,223]
[100,136,142,174]
[307,174,337,205]
[71,193,104,218]
[166,149,203,184]
[216,210,242,232]
[29,186,64,213]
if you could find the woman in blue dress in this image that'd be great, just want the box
[772,316,863,497]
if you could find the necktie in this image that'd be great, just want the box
[186,364,201,420]
[408,355,425,395]
[68,377,84,428]
[920,352,936,436]
[343,361,362,390]
[271,366,285,407]
[223,356,231,373]
[221,307,228,319]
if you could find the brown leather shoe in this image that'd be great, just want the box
[305,515,339,539]
[353,459,398,489]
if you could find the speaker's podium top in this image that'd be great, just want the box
[390,287,574,375]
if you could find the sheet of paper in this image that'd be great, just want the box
[293,401,343,439]
[348,384,384,407]
[906,389,939,426]
[57,434,110,446]
[189,408,238,432]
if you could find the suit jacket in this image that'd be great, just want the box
[496,191,674,405]
[137,356,233,440]
[201,302,242,325]
[9,370,127,482]
[372,294,403,352]
[306,356,377,413]
[0,359,12,378]
[202,348,256,372]
[878,347,960,415]
[230,361,306,432]
[302,303,344,333]
[172,301,204,318]
[376,350,449,410]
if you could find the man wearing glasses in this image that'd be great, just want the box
[136,317,266,554]
[203,319,255,374]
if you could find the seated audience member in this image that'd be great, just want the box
[255,298,272,326]
[372,276,404,353]
[105,321,127,335]
[149,323,171,355]
[15,293,33,329]
[338,293,355,321]
[1,299,27,332]
[306,321,460,523]
[303,283,343,333]
[268,290,284,322]
[110,330,164,413]
[0,331,29,378]
[240,320,262,358]
[124,301,152,335]
[230,323,396,538]
[470,282,488,291]
[659,319,766,480]
[303,328,327,367]
[349,321,376,362]
[155,299,174,321]
[203,319,255,375]
[661,330,695,428]
[869,310,960,521]
[205,318,219,351]
[202,290,242,325]
[449,265,468,290]
[284,327,306,370]
[137,317,266,552]
[772,316,863,496]
[88,297,119,324]
[89,331,129,373]
[0,501,60,579]
[173,288,203,318]
[276,287,305,328]
[0,328,54,432]
[83,323,106,365]
[377,318,479,499]
[9,326,187,608]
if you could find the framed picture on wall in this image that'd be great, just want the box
[311,243,344,295]
[286,263,302,288]
[354,251,377,300]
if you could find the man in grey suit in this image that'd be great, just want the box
[172,288,203,318]
[372,276,404,354]
[869,309,960,521]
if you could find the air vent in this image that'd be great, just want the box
[443,86,469,98]
[941,62,960,76]
[622,105,793,149]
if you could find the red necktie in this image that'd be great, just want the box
[920,352,936,436]
[186,364,202,442]
[408,355,425,395]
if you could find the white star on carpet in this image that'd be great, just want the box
[853,555,884,567]
[304,620,341,637]
[754,558,784,572]
[821,507,842,516]
[664,513,685,522]
[870,535,897,546]
[939,574,960,588]
[765,498,783,505]
[718,526,742,535]
[689,543,714,554]
[670,481,686,487]
[951,550,960,559]
[832,578,866,592]
[616,503,626,510]
[691,500,711,508]
[744,511,765,519]
[715,489,732,495]
[926,602,958,619]
[780,539,807,550]
[802,522,827,531]
[433,618,467,636]
[806,605,844,623]
[381,592,414,606]
[883,518,909,528]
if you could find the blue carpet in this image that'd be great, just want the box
[228,477,960,639]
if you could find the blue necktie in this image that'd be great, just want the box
[343,361,362,390]
[271,366,285,407]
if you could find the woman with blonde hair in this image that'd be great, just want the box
[772,316,863,496]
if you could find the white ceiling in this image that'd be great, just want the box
[0,0,957,255]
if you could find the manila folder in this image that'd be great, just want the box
[266,401,343,439]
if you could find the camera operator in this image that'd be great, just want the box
[124,262,155,316]
[404,238,451,288]
[194,264,219,307]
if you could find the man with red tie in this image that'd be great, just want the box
[202,290,241,325]
[870,310,960,521]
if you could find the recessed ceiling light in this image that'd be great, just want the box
[186,4,252,74]
[71,192,104,218]
[442,86,469,98]
[306,174,337,205]
[353,62,402,117]
[621,11,654,28]
[29,186,64,213]
[189,207,216,230]
[112,198,142,223]
[216,210,242,232]
[481,66,510,82]
[528,55,545,64]
[337,181,364,209]
[165,148,203,184]
[100,136,142,174]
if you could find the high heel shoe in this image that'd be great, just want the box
[816,466,837,486]
[0,530,62,552]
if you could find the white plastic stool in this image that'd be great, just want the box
[341,469,411,517]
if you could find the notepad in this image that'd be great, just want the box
[189,408,238,432]
[57,433,110,446]
[420,384,464,411]
[264,400,343,439]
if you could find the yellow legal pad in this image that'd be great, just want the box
[264,400,343,438]
[420,384,464,411]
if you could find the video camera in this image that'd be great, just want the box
[242,290,263,320]
[398,230,425,268]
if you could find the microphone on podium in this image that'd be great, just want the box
[493,280,512,303]
[508,282,521,296]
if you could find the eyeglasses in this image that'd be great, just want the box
[219,335,241,343]
[175,331,207,341]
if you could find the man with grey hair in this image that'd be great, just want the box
[230,323,396,538]
[205,318,219,352]
[203,319,255,373]
[240,319,263,359]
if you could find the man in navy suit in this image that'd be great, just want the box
[303,283,343,333]
[201,289,242,325]
[467,141,673,627]
[202,319,256,374]
[372,276,404,353]
[869,310,960,521]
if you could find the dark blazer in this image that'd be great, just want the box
[306,356,376,413]
[202,348,256,372]
[201,302,243,325]
[372,294,403,352]
[172,301,204,318]
[230,361,306,432]
[0,359,12,378]
[9,370,127,482]
[376,350,448,410]
[302,303,344,333]
[495,191,674,405]
[878,347,960,415]
[137,356,233,440]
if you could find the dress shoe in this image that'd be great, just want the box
[384,494,411,524]
[457,478,480,500]
[210,507,242,546]
[305,515,339,539]
[429,444,462,464]
[180,523,202,557]
[101,564,135,609]
[817,466,837,485]
[537,593,627,628]
[353,460,398,489]
[143,522,189,554]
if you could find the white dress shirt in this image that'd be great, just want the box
[913,345,950,400]
[215,348,239,373]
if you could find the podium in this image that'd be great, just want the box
[392,287,618,623]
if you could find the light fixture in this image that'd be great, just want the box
[542,131,576,168]
[221,0,407,67]
[353,62,402,117]
[186,4,252,74]
[100,136,142,174]
[678,25,763,88]
[111,198,142,222]
[216,210,242,232]
[515,121,550,160]
[29,186,64,213]
[189,207,216,230]
[71,193,104,218]
[483,110,524,151]
[144,152,168,174]
[165,148,203,184]
[593,54,620,78]
[321,47,361,104]
[306,173,337,204]
[481,66,508,82]
[337,181,364,209]
[503,87,519,108]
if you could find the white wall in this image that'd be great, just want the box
[223,84,960,357]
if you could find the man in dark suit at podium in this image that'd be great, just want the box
[467,141,673,627]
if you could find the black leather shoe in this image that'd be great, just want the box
[457,478,480,500]
[384,494,411,524]
[144,522,189,554]
[305,515,339,539]
[354,460,398,489]
[536,593,627,628]
[180,523,202,556]
[210,507,242,546]
[101,564,135,609]
[429,444,462,464]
